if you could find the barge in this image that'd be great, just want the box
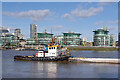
[69,57,120,64]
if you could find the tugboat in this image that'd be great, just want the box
[14,38,71,61]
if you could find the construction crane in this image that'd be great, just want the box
[51,35,60,45]
[63,39,69,46]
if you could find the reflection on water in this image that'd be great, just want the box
[36,62,58,78]
[2,50,119,78]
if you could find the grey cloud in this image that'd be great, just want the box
[62,6,104,21]
[3,9,51,22]
[62,13,71,19]
[62,13,74,22]
[71,7,103,18]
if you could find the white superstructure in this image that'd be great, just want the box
[37,51,44,57]
[36,45,59,57]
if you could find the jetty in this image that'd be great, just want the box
[69,57,120,64]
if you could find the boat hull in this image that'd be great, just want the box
[14,55,70,61]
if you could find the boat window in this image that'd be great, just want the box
[52,47,53,49]
[54,47,55,49]
[49,47,51,49]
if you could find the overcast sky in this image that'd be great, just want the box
[2,2,118,41]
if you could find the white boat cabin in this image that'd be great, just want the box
[36,45,59,57]
[37,51,44,57]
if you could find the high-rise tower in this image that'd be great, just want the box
[30,24,37,39]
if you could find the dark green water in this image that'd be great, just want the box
[2,50,119,78]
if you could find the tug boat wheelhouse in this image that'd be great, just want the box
[14,38,71,61]
[37,45,59,58]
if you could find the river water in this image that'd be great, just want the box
[2,50,119,78]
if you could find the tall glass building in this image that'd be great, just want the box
[30,24,37,39]
[93,27,114,46]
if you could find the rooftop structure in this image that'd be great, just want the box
[0,27,10,34]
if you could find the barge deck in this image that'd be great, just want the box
[69,57,120,64]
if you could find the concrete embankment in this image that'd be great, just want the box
[69,57,120,64]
